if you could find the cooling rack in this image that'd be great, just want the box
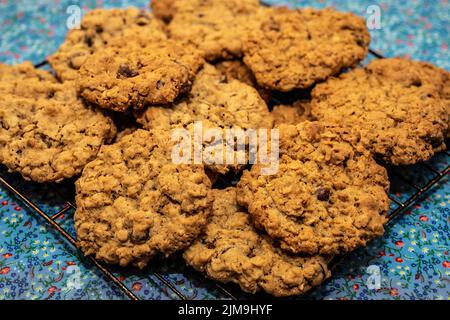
[0,49,449,300]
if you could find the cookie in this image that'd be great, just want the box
[184,187,331,297]
[49,8,167,81]
[237,121,390,256]
[243,7,370,91]
[214,60,271,102]
[167,0,262,61]
[272,99,312,126]
[311,59,448,165]
[78,39,204,112]
[75,129,213,268]
[135,63,273,174]
[0,61,56,83]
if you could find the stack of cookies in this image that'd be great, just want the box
[0,0,448,297]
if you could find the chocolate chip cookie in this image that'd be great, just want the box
[150,0,177,23]
[185,187,331,297]
[49,8,167,81]
[311,59,448,165]
[75,129,213,268]
[237,121,390,256]
[243,7,370,91]
[78,39,204,112]
[166,0,262,61]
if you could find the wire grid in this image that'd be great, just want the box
[0,49,449,300]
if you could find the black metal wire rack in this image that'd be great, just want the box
[0,49,448,301]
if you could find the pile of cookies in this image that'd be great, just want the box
[0,0,448,297]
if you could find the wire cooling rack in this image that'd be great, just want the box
[0,49,449,300]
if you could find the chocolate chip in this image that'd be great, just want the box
[136,10,151,25]
[156,80,165,90]
[95,25,103,33]
[84,35,93,47]
[131,229,150,244]
[316,187,331,201]
[117,64,139,78]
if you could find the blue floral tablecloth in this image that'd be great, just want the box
[0,0,449,300]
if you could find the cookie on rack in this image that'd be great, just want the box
[135,63,273,174]
[311,58,448,165]
[243,7,370,91]
[0,63,116,183]
[237,121,390,256]
[271,99,312,126]
[49,8,167,81]
[78,39,204,112]
[184,187,331,297]
[75,129,213,268]
[166,0,262,61]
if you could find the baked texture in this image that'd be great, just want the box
[237,121,390,256]
[243,7,370,91]
[150,0,177,23]
[49,8,167,81]
[78,39,204,112]
[272,99,312,126]
[167,0,262,61]
[184,187,331,297]
[135,64,273,174]
[0,63,116,183]
[311,59,448,165]
[214,59,271,102]
[75,129,213,268]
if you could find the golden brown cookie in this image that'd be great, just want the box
[75,129,213,268]
[49,8,167,81]
[311,59,448,165]
[0,63,116,183]
[184,187,331,297]
[78,39,204,112]
[166,0,262,61]
[237,121,390,256]
[243,7,370,91]
[150,0,177,23]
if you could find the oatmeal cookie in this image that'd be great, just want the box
[243,7,370,91]
[75,129,213,268]
[184,187,331,297]
[135,64,273,174]
[49,8,167,81]
[78,39,204,112]
[311,59,448,165]
[272,99,312,126]
[0,61,56,82]
[167,0,262,61]
[237,121,390,255]
[150,0,177,23]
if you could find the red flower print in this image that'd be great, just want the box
[395,241,404,247]
[2,253,12,259]
[0,267,10,275]
[1,201,7,206]
[14,206,21,211]
[48,286,58,293]
[132,282,143,292]
[390,288,399,297]
[389,253,394,257]
[419,215,428,222]
[42,260,53,266]
[444,251,448,256]
[66,261,76,266]
[395,257,403,263]
[118,276,126,282]
[443,261,450,268]
[379,251,386,256]
[353,284,359,291]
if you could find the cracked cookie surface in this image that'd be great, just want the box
[184,187,331,297]
[0,63,116,183]
[49,8,167,81]
[311,59,448,165]
[243,7,370,91]
[166,0,261,61]
[75,129,213,268]
[272,99,312,127]
[78,39,204,112]
[237,121,390,256]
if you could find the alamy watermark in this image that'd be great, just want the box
[366,5,382,30]
[171,122,279,175]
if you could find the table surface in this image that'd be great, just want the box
[0,0,449,300]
